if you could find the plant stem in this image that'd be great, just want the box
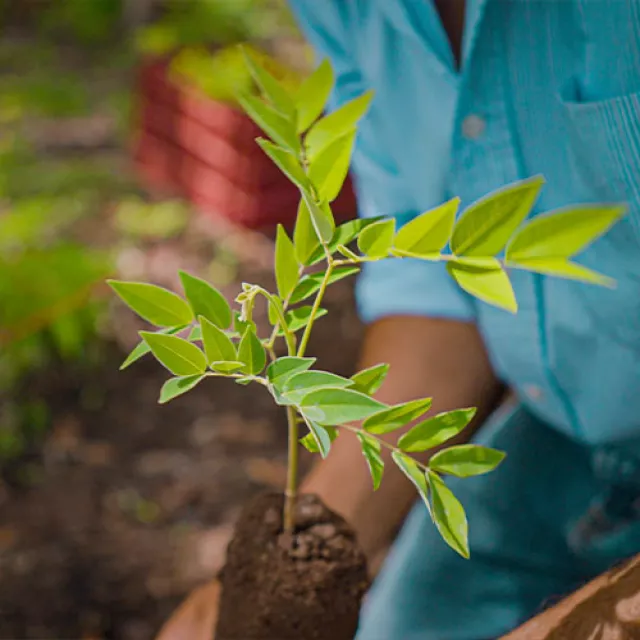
[283,404,299,534]
[337,423,429,472]
[296,260,334,357]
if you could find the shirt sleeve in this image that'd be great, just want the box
[287,1,476,324]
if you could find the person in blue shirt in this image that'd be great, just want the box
[287,1,640,638]
[156,2,640,639]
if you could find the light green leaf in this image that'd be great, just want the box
[306,90,374,159]
[426,470,469,558]
[430,444,506,477]
[179,270,231,329]
[233,312,256,336]
[242,48,296,118]
[281,370,354,404]
[140,331,207,375]
[211,361,245,373]
[357,432,384,490]
[279,306,328,334]
[300,388,386,425]
[507,257,615,287]
[505,204,627,261]
[303,418,333,458]
[199,316,237,365]
[398,408,477,452]
[301,190,335,243]
[290,266,359,304]
[108,280,193,327]
[301,425,338,454]
[294,198,321,264]
[447,259,517,313]
[364,398,433,435]
[267,356,316,389]
[275,224,299,300]
[120,326,186,370]
[237,93,299,153]
[237,327,266,375]
[308,130,356,202]
[451,175,545,256]
[256,138,308,188]
[394,198,459,256]
[350,363,389,396]
[159,374,205,404]
[295,59,334,133]
[357,218,396,258]
[392,451,431,515]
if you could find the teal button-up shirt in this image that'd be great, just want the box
[288,0,640,445]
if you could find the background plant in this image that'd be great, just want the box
[109,52,625,558]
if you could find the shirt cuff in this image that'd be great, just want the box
[355,257,477,324]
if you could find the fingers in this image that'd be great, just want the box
[155,580,221,640]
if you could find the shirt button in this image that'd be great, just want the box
[524,384,543,401]
[461,114,486,140]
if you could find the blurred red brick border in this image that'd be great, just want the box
[133,58,358,232]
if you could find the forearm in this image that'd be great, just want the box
[302,315,502,561]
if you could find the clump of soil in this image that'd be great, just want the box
[215,492,370,640]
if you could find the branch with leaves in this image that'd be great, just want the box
[108,50,626,558]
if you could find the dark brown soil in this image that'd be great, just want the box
[215,492,370,640]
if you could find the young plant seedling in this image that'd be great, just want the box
[108,51,626,558]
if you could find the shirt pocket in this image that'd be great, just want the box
[558,91,640,347]
[560,89,640,241]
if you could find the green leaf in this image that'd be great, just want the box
[237,327,266,375]
[300,388,386,425]
[300,425,338,454]
[108,280,193,327]
[279,306,328,334]
[199,316,237,365]
[430,444,506,477]
[308,130,356,202]
[179,270,231,329]
[506,257,615,287]
[505,204,627,261]
[140,331,207,375]
[392,451,431,514]
[159,374,205,404]
[306,90,374,159]
[211,361,245,373]
[256,138,308,188]
[237,93,299,153]
[267,356,316,389]
[290,266,359,304]
[447,259,517,313]
[394,198,459,256]
[363,398,433,435]
[350,363,389,395]
[275,225,299,299]
[233,312,256,335]
[426,470,469,557]
[120,326,186,370]
[294,198,321,264]
[357,432,384,490]
[398,408,476,452]
[242,48,296,118]
[281,370,354,404]
[451,176,545,256]
[301,190,335,243]
[357,218,395,258]
[303,418,333,458]
[295,59,334,133]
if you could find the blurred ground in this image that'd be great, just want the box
[0,11,363,640]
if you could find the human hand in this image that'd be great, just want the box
[155,579,220,640]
